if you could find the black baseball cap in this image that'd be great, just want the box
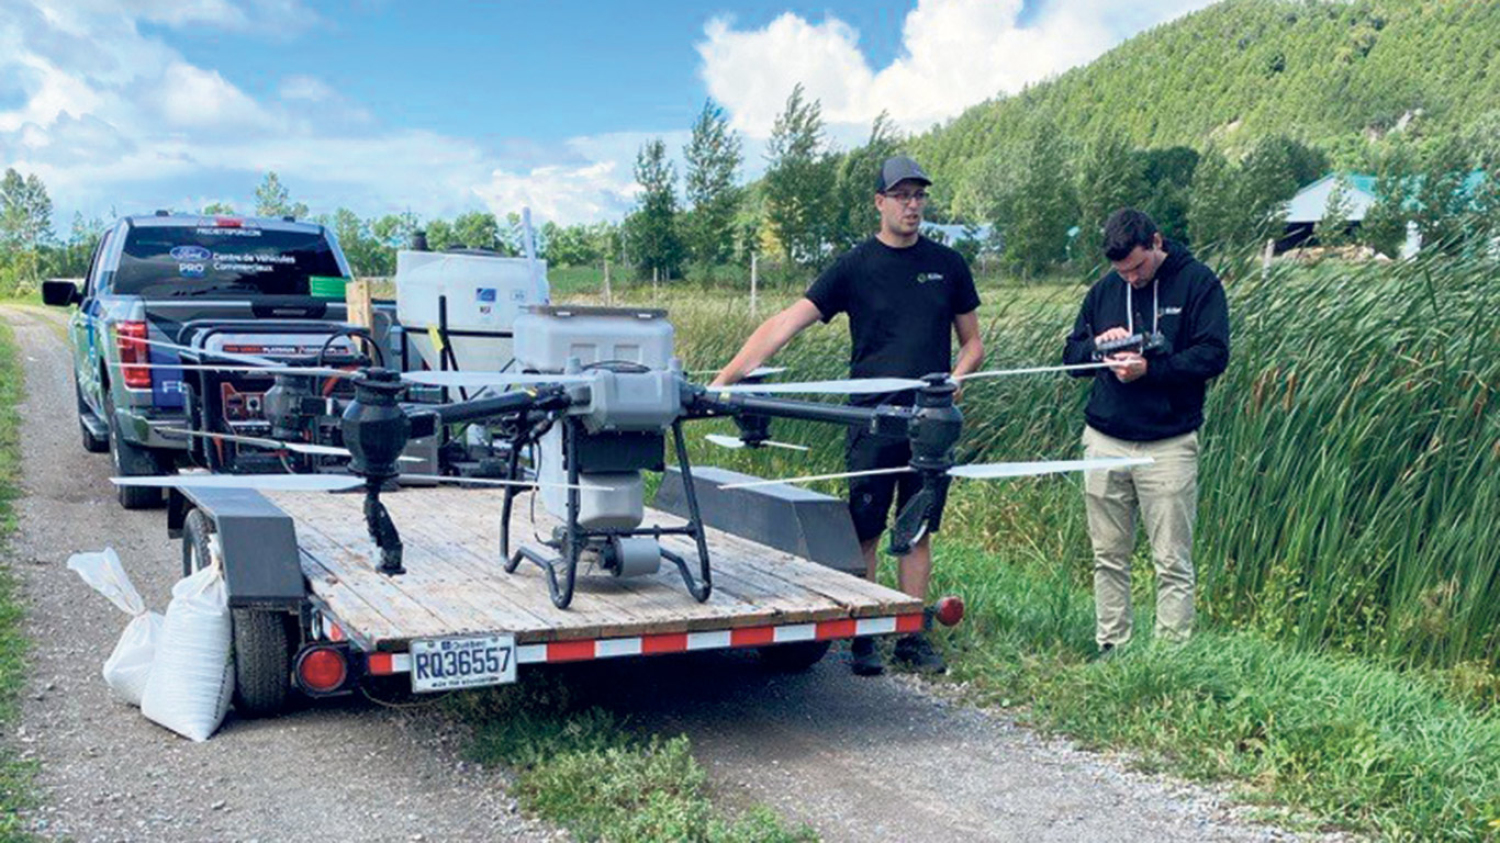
[875,156,932,193]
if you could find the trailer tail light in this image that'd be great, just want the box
[115,321,152,389]
[295,645,349,694]
[932,595,965,627]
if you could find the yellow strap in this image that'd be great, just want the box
[427,324,445,354]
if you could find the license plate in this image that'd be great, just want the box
[410,634,516,692]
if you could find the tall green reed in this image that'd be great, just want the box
[617,255,1499,672]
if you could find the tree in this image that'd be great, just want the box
[61,211,105,277]
[0,168,54,293]
[1001,117,1076,277]
[763,84,836,267]
[1074,128,1146,266]
[1237,134,1315,245]
[254,171,309,219]
[828,112,902,253]
[330,208,384,276]
[1413,136,1472,256]
[1360,144,1414,258]
[201,201,236,215]
[682,99,742,270]
[425,217,456,251]
[1315,176,1355,248]
[1187,146,1241,251]
[1136,146,1199,243]
[453,211,503,254]
[625,138,684,279]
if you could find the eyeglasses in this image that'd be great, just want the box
[882,191,929,205]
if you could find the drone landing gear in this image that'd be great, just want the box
[500,420,713,609]
[364,481,405,576]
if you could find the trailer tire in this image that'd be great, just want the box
[231,609,291,717]
[183,511,293,716]
[757,640,831,672]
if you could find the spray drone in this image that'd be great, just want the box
[114,304,1144,610]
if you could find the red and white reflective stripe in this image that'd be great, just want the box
[365,613,922,676]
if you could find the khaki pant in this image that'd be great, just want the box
[1082,426,1199,647]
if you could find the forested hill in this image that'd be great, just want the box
[911,0,1500,213]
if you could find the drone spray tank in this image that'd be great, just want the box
[507,305,710,607]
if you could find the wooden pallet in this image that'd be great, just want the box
[265,486,920,649]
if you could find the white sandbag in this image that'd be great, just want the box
[67,548,163,706]
[140,563,235,742]
[104,613,163,707]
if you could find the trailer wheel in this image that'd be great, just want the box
[231,609,291,717]
[182,510,293,716]
[182,508,214,577]
[757,640,831,672]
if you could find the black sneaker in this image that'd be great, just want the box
[849,636,885,676]
[892,633,947,674]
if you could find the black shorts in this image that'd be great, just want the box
[846,428,923,543]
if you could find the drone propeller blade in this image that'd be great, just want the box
[115,334,285,368]
[109,360,350,377]
[718,455,1153,490]
[954,362,1113,381]
[397,474,614,492]
[947,456,1153,479]
[711,376,926,396]
[159,428,420,461]
[720,466,911,489]
[110,474,365,492]
[704,433,809,452]
[400,371,594,389]
[689,365,787,378]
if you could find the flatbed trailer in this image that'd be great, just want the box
[167,481,930,715]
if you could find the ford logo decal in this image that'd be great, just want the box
[170,245,212,262]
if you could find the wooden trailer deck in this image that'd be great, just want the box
[264,486,922,651]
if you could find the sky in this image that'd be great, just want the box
[0,0,1220,234]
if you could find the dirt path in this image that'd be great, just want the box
[2,305,556,842]
[2,304,1307,842]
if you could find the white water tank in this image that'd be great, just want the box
[394,249,549,372]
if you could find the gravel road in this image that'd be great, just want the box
[2,304,1316,842]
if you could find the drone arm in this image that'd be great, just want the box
[433,385,572,425]
[691,390,910,438]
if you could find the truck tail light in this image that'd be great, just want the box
[296,645,350,694]
[115,321,152,389]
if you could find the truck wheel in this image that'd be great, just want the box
[76,380,109,453]
[104,391,164,509]
[231,609,292,717]
[757,640,831,672]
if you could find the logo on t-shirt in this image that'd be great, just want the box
[915,272,945,284]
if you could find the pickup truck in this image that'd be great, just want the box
[43,213,358,509]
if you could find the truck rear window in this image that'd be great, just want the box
[115,227,345,297]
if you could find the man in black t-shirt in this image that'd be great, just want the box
[713,156,983,676]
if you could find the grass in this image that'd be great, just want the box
[449,677,814,843]
[0,317,37,841]
[602,252,1500,838]
[930,544,1500,841]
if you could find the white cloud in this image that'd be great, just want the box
[150,62,277,131]
[278,75,335,102]
[698,0,1218,139]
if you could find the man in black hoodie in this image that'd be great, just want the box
[1062,209,1230,653]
